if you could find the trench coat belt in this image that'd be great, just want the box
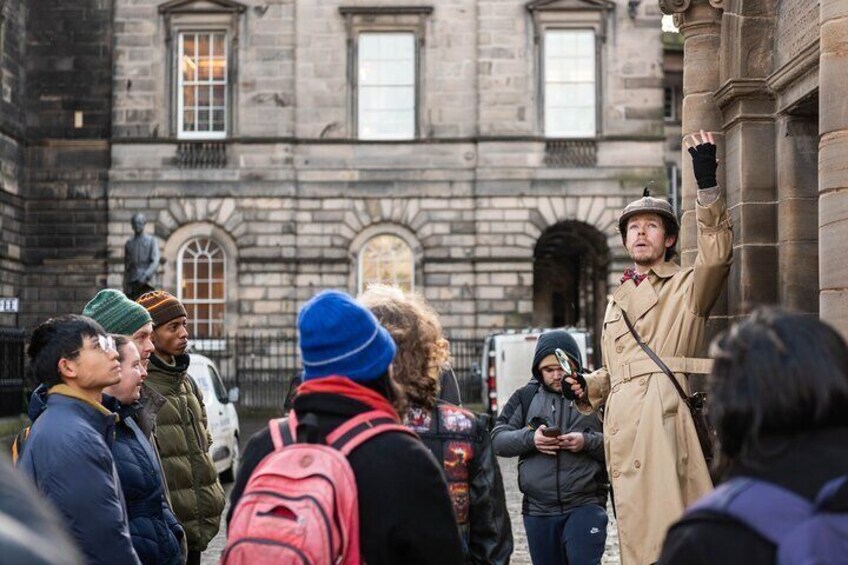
[618,356,714,383]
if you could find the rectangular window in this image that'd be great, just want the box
[664,85,680,121]
[544,29,596,138]
[358,32,415,140]
[178,31,227,139]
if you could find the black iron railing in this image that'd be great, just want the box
[0,328,27,417]
[192,333,485,411]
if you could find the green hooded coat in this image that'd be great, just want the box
[145,353,225,552]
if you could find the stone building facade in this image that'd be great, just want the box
[1,0,672,346]
[660,0,848,337]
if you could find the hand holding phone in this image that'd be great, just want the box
[541,426,561,438]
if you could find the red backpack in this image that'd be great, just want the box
[222,410,415,565]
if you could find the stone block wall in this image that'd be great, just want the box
[0,0,26,328]
[20,0,113,329]
[98,0,664,343]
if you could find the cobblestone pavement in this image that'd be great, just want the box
[203,456,621,564]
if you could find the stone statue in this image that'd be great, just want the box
[124,213,161,300]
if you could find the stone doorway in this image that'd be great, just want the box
[532,221,609,356]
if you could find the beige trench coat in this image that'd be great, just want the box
[580,194,732,565]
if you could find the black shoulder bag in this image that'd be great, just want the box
[620,311,715,464]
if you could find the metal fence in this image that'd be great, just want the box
[194,333,484,411]
[0,328,26,418]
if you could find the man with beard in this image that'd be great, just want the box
[138,290,225,565]
[565,131,732,564]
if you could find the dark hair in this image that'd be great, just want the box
[28,315,106,389]
[661,215,678,261]
[709,307,848,467]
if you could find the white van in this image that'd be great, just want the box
[480,328,594,417]
[187,354,241,482]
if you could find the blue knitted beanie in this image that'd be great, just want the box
[298,290,397,382]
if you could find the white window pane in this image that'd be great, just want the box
[358,33,416,140]
[544,29,596,138]
[179,238,227,337]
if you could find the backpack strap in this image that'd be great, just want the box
[268,416,296,450]
[815,474,848,510]
[325,410,416,456]
[519,380,541,422]
[688,477,813,544]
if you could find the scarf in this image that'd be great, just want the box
[296,376,400,421]
[621,268,648,287]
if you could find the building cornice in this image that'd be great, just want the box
[714,79,773,110]
[767,40,820,95]
[338,6,433,16]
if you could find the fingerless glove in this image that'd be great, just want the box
[688,142,718,189]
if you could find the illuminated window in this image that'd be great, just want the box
[178,238,226,338]
[358,234,414,294]
[544,29,596,138]
[178,31,228,139]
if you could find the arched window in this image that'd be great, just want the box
[358,234,414,294]
[178,238,226,338]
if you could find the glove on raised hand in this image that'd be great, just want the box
[561,372,588,402]
[688,141,718,189]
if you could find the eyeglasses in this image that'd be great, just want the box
[95,334,117,354]
[68,334,117,359]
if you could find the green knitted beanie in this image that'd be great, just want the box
[83,289,153,335]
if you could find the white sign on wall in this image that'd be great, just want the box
[0,298,20,313]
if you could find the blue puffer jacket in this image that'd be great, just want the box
[108,399,184,565]
[19,385,141,565]
[25,387,184,565]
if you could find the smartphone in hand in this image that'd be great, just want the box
[541,426,561,438]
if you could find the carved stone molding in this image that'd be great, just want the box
[659,0,723,14]
[658,0,690,15]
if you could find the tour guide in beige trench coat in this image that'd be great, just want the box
[577,190,732,564]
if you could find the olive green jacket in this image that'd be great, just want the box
[146,353,225,552]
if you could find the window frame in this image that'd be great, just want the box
[527,0,613,140]
[356,31,417,141]
[177,237,227,339]
[176,30,230,140]
[542,28,598,139]
[357,233,416,296]
[160,0,245,140]
[339,6,433,140]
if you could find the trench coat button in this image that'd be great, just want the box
[634,460,641,469]
[612,469,621,478]
[616,345,624,353]
[611,428,618,435]
[612,385,620,394]
[639,378,647,386]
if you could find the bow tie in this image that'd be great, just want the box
[621,268,648,286]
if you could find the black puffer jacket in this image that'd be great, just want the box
[406,401,513,565]
[230,391,465,565]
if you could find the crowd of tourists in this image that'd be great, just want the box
[2,133,847,565]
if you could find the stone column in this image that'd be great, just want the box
[777,116,819,315]
[659,0,725,268]
[819,1,848,336]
